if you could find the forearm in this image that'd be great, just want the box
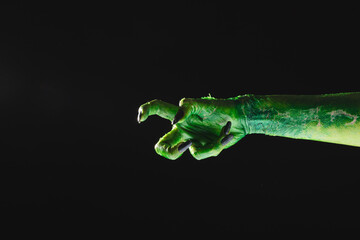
[242,92,360,147]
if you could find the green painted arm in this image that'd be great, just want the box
[137,92,360,160]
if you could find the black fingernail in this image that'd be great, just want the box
[172,109,184,125]
[137,110,143,123]
[223,121,232,135]
[178,140,192,153]
[221,134,233,146]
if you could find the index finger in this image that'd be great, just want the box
[138,99,179,123]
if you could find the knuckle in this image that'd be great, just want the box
[154,142,178,160]
[190,150,205,160]
[191,152,201,160]
[154,141,166,155]
[149,99,159,105]
[166,155,178,160]
[213,151,221,157]
[139,102,149,112]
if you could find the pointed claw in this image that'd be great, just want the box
[223,121,232,135]
[221,134,234,146]
[137,109,143,123]
[172,109,184,125]
[178,140,192,153]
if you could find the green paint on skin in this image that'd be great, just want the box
[138,92,360,160]
[244,92,360,146]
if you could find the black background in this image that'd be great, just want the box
[0,1,359,234]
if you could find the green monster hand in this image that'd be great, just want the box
[138,92,360,160]
[137,96,248,160]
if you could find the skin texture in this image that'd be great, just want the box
[138,92,360,160]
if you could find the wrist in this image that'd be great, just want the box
[241,94,279,135]
[232,94,255,135]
